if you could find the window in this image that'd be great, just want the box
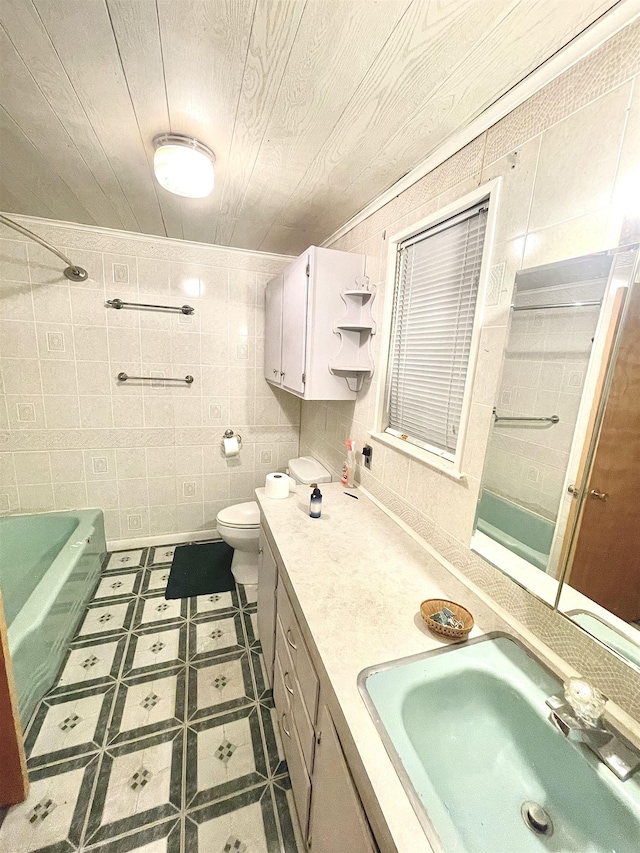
[384,201,488,462]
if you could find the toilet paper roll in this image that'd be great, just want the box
[223,436,240,457]
[265,472,291,499]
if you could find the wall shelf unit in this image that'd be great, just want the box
[329,286,376,391]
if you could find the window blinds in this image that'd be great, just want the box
[385,203,488,459]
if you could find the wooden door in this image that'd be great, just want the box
[0,591,29,805]
[256,528,277,688]
[568,281,640,621]
[308,705,377,853]
[264,275,283,385]
[281,252,309,396]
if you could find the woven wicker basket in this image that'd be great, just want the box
[420,598,474,640]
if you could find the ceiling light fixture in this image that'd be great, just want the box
[153,133,215,198]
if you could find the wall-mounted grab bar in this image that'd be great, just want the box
[106,298,194,315]
[117,372,194,384]
[493,407,559,424]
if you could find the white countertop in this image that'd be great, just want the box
[255,482,514,853]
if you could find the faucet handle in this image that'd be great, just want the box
[564,678,607,726]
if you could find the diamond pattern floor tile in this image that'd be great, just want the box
[3,541,302,853]
[93,571,141,599]
[0,756,97,852]
[135,595,186,629]
[190,590,238,619]
[85,731,182,845]
[142,567,172,595]
[78,600,136,638]
[188,653,255,722]
[109,669,185,744]
[123,625,187,679]
[52,636,126,695]
[25,685,114,768]
[186,706,267,809]
[105,549,145,571]
[149,545,177,566]
[190,613,245,661]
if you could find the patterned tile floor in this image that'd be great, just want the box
[0,545,304,853]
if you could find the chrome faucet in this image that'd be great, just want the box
[546,678,640,781]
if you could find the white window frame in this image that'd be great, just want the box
[371,180,501,479]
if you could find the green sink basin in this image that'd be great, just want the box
[359,634,640,852]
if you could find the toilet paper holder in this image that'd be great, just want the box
[221,428,243,450]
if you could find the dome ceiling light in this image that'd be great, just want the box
[153,133,215,198]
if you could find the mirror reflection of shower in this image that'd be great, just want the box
[474,252,612,577]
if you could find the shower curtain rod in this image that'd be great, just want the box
[0,213,88,281]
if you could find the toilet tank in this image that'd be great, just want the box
[288,456,332,485]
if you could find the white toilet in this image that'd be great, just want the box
[216,456,331,586]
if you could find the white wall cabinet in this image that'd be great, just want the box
[264,245,367,400]
[308,704,378,853]
[264,274,283,387]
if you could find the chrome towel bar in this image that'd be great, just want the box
[117,372,194,384]
[511,300,601,312]
[493,407,559,424]
[106,298,194,315]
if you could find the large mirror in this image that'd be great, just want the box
[471,245,640,671]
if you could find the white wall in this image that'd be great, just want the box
[0,220,298,543]
[298,20,640,720]
[301,22,640,550]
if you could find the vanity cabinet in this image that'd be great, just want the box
[264,246,366,400]
[257,528,278,687]
[308,704,378,853]
[258,527,377,849]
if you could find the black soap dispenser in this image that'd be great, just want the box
[309,483,322,518]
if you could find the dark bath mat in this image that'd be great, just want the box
[165,541,235,599]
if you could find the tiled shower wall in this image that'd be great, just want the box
[300,22,640,719]
[484,294,602,521]
[0,222,298,543]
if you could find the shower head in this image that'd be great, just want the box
[0,213,89,282]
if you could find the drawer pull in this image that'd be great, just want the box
[281,712,291,739]
[286,628,297,651]
[284,671,294,696]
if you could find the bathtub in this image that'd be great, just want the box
[0,509,106,726]
[475,490,554,571]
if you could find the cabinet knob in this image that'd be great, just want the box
[273,369,277,375]
[590,489,608,501]
[280,371,285,377]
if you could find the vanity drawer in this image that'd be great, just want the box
[274,652,311,835]
[276,617,316,774]
[276,583,319,723]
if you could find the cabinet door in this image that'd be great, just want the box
[308,705,377,853]
[264,275,283,385]
[257,528,278,687]
[281,252,309,395]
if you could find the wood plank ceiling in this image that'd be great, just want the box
[0,0,618,255]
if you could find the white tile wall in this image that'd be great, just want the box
[0,224,298,543]
[484,288,603,520]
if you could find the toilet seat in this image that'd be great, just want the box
[216,500,260,529]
